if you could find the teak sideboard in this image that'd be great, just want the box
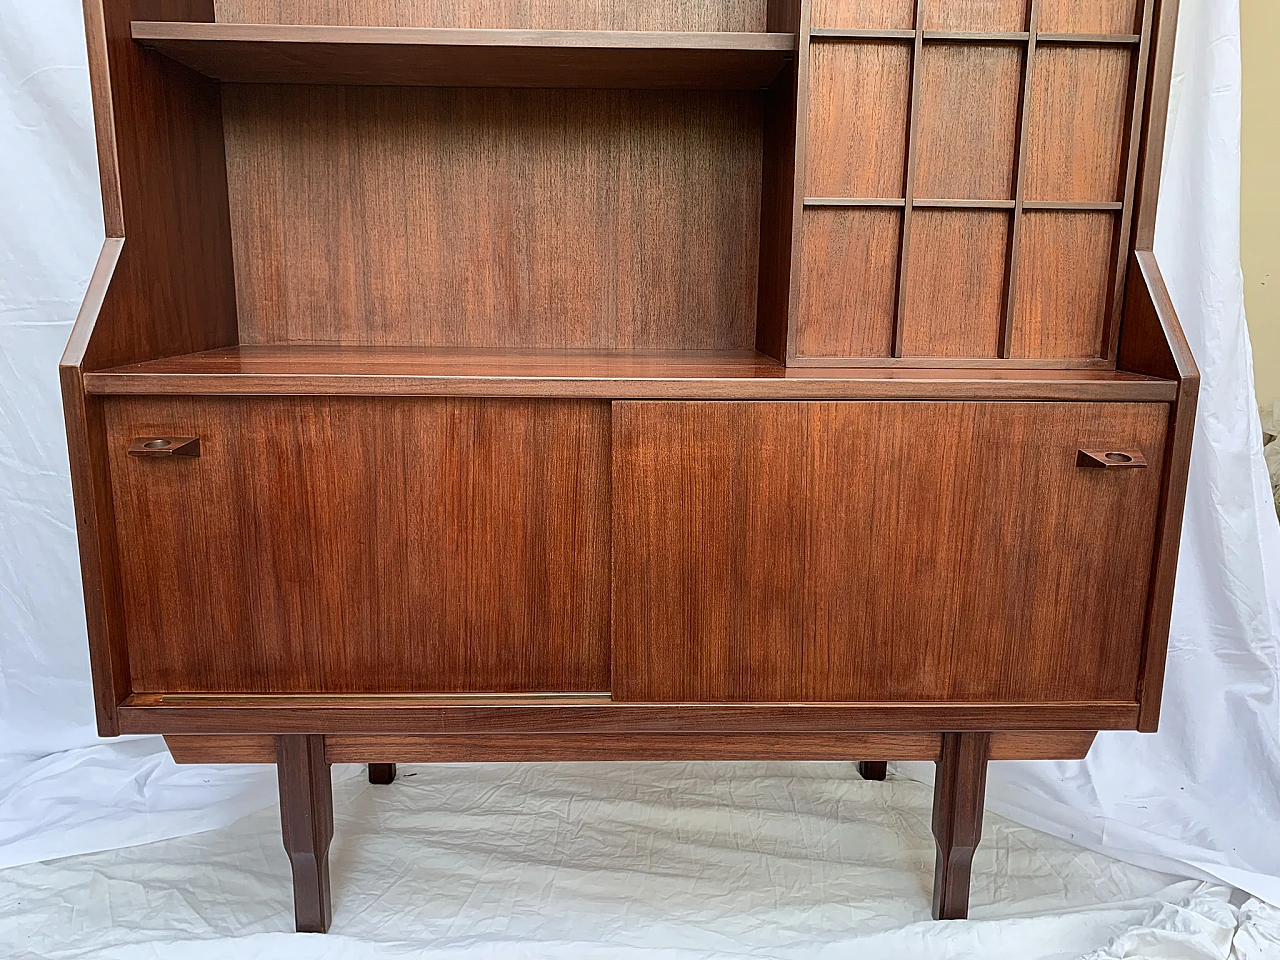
[63,0,1197,932]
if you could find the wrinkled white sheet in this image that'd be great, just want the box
[2,763,1276,960]
[2,0,1280,944]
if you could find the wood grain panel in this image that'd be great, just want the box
[797,208,901,358]
[1037,0,1139,34]
[324,733,944,762]
[987,731,1097,760]
[612,401,1167,703]
[810,0,916,30]
[165,735,277,763]
[214,0,767,31]
[915,44,1021,201]
[1011,212,1117,358]
[1024,46,1132,202]
[224,85,761,350]
[922,0,1027,32]
[901,211,1008,357]
[805,41,911,198]
[105,397,611,694]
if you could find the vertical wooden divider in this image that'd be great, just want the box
[778,0,812,363]
[1102,0,1158,361]
[891,0,928,358]
[998,0,1040,358]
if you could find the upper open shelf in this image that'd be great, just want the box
[131,22,796,89]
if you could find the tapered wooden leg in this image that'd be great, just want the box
[931,732,990,920]
[368,763,397,785]
[859,761,887,781]
[277,735,334,934]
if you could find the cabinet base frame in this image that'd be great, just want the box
[171,728,1092,932]
[259,727,1013,931]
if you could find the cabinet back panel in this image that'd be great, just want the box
[913,44,1022,202]
[1011,212,1117,358]
[224,85,763,350]
[901,210,1009,358]
[1024,46,1132,204]
[810,0,915,30]
[805,41,911,199]
[1037,0,1140,34]
[797,208,900,358]
[214,0,767,31]
[106,396,611,695]
[922,0,1028,32]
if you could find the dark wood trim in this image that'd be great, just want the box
[277,735,333,934]
[782,0,814,363]
[923,31,1029,42]
[932,732,990,920]
[325,733,942,762]
[161,730,1100,764]
[119,695,1141,735]
[809,27,916,40]
[1022,199,1125,211]
[809,30,1141,45]
[804,197,907,207]
[802,199,1123,211]
[892,0,927,358]
[1000,0,1040,359]
[1036,33,1142,45]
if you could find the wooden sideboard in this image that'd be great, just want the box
[63,0,1197,932]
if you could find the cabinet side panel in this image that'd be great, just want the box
[104,397,611,694]
[613,400,1167,704]
[213,0,768,32]
[224,86,762,351]
[82,0,237,369]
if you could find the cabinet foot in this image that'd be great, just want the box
[931,732,990,920]
[858,761,887,781]
[368,763,397,785]
[277,735,334,934]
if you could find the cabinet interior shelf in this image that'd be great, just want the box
[131,22,797,89]
[84,346,1177,401]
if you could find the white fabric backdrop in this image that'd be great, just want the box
[2,0,1278,911]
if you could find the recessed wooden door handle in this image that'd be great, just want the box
[128,437,201,458]
[1076,448,1147,469]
